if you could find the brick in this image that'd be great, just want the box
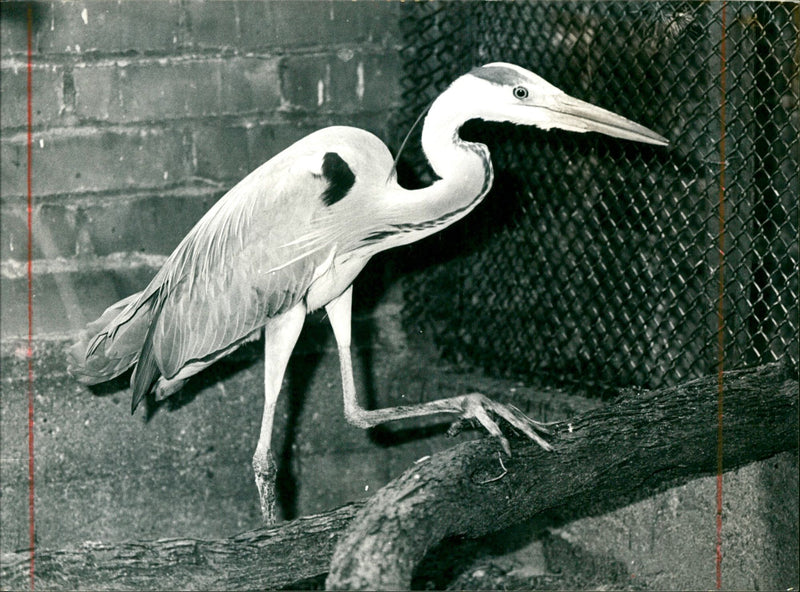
[325,2,402,46]
[0,200,77,262]
[183,1,248,50]
[0,2,29,56]
[246,2,335,49]
[1,127,190,198]
[0,203,28,262]
[0,137,26,197]
[260,1,400,49]
[0,62,64,129]
[192,123,250,181]
[35,1,181,55]
[220,58,281,114]
[81,193,215,257]
[360,52,402,112]
[279,52,401,113]
[261,2,341,48]
[70,64,116,120]
[185,1,400,51]
[558,456,800,589]
[327,53,362,111]
[279,55,328,111]
[73,58,280,123]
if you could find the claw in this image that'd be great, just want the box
[492,401,553,452]
[460,393,552,454]
[446,417,471,437]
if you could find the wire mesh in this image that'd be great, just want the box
[395,1,799,396]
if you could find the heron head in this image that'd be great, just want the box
[456,62,668,146]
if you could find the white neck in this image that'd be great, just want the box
[376,86,494,248]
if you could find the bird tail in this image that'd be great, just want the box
[67,291,155,386]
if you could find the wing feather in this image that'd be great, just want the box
[73,126,393,391]
[146,145,342,379]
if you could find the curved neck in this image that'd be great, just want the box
[372,89,494,249]
[420,92,492,192]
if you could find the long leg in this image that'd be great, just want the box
[324,287,552,455]
[253,303,306,524]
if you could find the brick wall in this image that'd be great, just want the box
[1,0,402,340]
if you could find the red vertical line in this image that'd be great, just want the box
[715,2,727,590]
[26,4,36,591]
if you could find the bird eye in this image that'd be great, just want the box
[513,86,529,100]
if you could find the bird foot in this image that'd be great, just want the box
[454,393,553,455]
[253,453,278,525]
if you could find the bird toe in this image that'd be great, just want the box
[462,393,552,453]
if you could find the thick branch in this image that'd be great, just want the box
[0,503,362,591]
[326,362,799,590]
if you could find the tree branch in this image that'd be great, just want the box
[326,362,799,590]
[1,503,362,591]
[2,364,795,591]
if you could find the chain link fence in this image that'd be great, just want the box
[394,2,798,396]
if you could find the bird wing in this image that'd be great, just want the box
[145,148,342,380]
[71,126,391,400]
[84,168,328,386]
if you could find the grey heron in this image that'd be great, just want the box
[68,62,668,524]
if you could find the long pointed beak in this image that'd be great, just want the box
[544,94,669,146]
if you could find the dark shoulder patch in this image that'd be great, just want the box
[470,65,520,86]
[320,152,356,206]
